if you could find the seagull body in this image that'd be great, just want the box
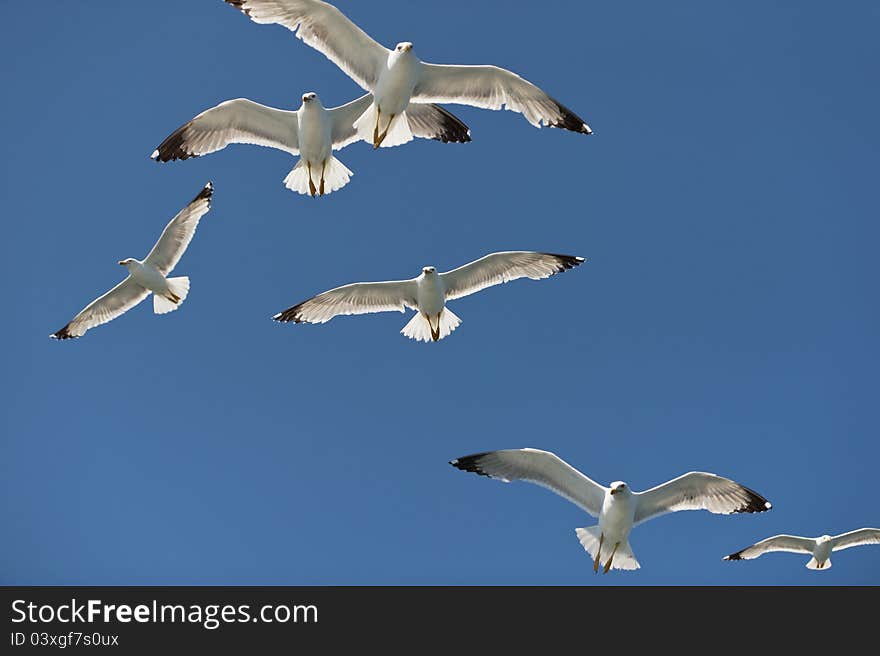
[273,251,584,342]
[450,448,772,573]
[51,183,213,339]
[152,92,468,196]
[725,528,880,570]
[224,0,592,147]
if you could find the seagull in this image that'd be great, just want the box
[50,183,213,340]
[151,92,469,196]
[273,251,584,342]
[450,448,772,573]
[224,0,592,148]
[724,528,880,570]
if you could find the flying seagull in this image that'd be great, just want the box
[273,251,584,342]
[152,92,469,196]
[724,528,880,570]
[50,183,213,339]
[224,0,592,148]
[450,448,772,573]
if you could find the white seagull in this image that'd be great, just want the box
[152,92,469,196]
[724,528,880,570]
[50,183,213,339]
[273,251,584,342]
[224,0,592,148]
[450,448,772,573]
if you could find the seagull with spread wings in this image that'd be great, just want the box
[450,448,772,573]
[725,528,880,570]
[50,183,213,340]
[152,92,469,197]
[273,251,584,342]
[224,0,592,148]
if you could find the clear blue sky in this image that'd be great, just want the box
[2,1,878,585]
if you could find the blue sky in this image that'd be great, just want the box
[2,1,878,585]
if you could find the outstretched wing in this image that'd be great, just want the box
[51,277,149,340]
[225,0,389,90]
[832,528,880,552]
[633,472,772,526]
[152,98,299,162]
[449,448,606,517]
[415,63,591,134]
[724,535,816,561]
[273,279,418,324]
[330,93,374,149]
[145,183,213,275]
[440,251,583,301]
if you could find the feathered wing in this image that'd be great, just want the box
[405,103,471,143]
[832,528,880,552]
[330,93,375,149]
[51,277,149,340]
[273,279,418,324]
[224,0,389,90]
[440,251,584,301]
[144,183,213,276]
[449,448,606,517]
[414,63,592,134]
[151,98,299,162]
[724,535,816,561]
[633,472,772,526]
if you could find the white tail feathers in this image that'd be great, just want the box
[153,276,190,315]
[401,308,462,343]
[353,103,414,148]
[575,527,641,571]
[806,557,831,570]
[284,157,353,196]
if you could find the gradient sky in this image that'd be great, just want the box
[2,1,878,585]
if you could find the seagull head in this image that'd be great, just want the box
[301,92,319,104]
[118,258,136,267]
[818,535,833,544]
[422,266,436,275]
[395,42,414,54]
[609,481,628,496]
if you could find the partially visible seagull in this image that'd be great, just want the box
[50,183,213,340]
[724,528,880,570]
[449,448,772,573]
[224,0,592,148]
[273,251,584,342]
[152,92,469,196]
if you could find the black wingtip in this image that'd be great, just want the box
[152,123,200,163]
[272,304,304,324]
[224,0,252,17]
[545,253,586,273]
[428,104,472,144]
[724,551,744,561]
[734,486,773,514]
[50,324,77,340]
[546,96,592,135]
[193,181,214,203]
[449,452,495,477]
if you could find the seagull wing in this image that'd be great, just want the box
[831,528,880,552]
[225,0,389,90]
[273,279,418,324]
[51,277,149,340]
[724,535,816,561]
[144,183,213,276]
[414,63,592,134]
[449,448,606,517]
[330,93,374,149]
[440,251,583,301]
[152,99,299,162]
[633,472,772,526]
